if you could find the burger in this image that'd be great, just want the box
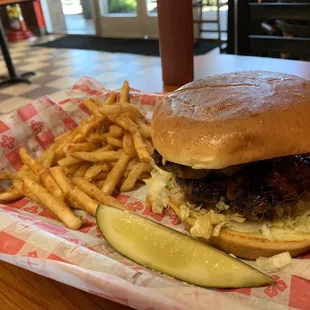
[145,70,310,259]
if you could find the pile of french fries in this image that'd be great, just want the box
[0,81,154,230]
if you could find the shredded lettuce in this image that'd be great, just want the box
[145,170,310,241]
[212,221,228,237]
[190,211,227,239]
[215,198,230,211]
[256,252,292,271]
[180,204,190,221]
[144,168,172,214]
[261,223,274,241]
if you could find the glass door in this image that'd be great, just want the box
[95,0,158,38]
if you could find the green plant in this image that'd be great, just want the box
[108,0,137,13]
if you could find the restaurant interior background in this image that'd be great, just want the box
[0,0,308,113]
[0,1,309,309]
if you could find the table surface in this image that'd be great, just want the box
[1,52,310,310]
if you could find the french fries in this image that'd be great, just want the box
[58,157,83,167]
[0,80,154,229]
[120,80,129,103]
[22,175,83,230]
[70,150,122,162]
[72,162,92,177]
[63,142,95,153]
[109,113,137,133]
[136,118,151,138]
[72,177,125,210]
[120,162,152,192]
[84,163,110,180]
[107,136,122,148]
[102,152,130,195]
[19,147,64,201]
[0,188,23,203]
[109,125,123,138]
[131,130,152,163]
[123,134,136,157]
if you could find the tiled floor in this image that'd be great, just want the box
[0,36,163,115]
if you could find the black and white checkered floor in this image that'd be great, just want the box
[0,36,162,115]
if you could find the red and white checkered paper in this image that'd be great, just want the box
[0,77,309,310]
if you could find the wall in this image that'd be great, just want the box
[40,0,67,33]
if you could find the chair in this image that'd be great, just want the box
[233,0,310,59]
[193,0,228,52]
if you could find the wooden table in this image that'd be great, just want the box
[1,52,309,310]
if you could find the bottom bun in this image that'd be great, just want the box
[208,228,310,259]
[154,197,310,259]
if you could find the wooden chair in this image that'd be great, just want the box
[233,0,310,59]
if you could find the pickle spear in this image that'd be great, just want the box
[96,205,273,288]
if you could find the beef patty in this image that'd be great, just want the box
[153,149,310,218]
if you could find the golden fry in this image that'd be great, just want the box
[120,102,142,120]
[124,158,138,178]
[63,142,95,153]
[0,170,16,180]
[19,147,64,200]
[103,92,116,105]
[22,175,83,230]
[0,188,23,203]
[109,124,123,138]
[72,177,125,210]
[49,166,72,195]
[42,151,55,168]
[12,180,37,203]
[58,157,83,167]
[83,98,101,117]
[100,144,114,151]
[72,117,104,143]
[64,164,80,176]
[120,162,152,192]
[40,170,65,201]
[49,167,80,209]
[123,134,136,157]
[84,163,110,180]
[131,131,152,163]
[54,131,70,143]
[87,133,109,144]
[108,114,137,133]
[107,136,122,148]
[99,103,142,120]
[70,150,122,162]
[102,152,130,195]
[68,186,99,216]
[72,163,92,177]
[120,80,129,103]
[136,118,151,138]
[145,139,154,155]
[92,171,108,181]
[99,105,122,116]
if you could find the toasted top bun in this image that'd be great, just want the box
[151,71,310,169]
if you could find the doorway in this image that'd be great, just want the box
[61,0,95,35]
[94,0,158,38]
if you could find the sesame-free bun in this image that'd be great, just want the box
[208,227,310,259]
[167,199,310,259]
[151,71,310,169]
